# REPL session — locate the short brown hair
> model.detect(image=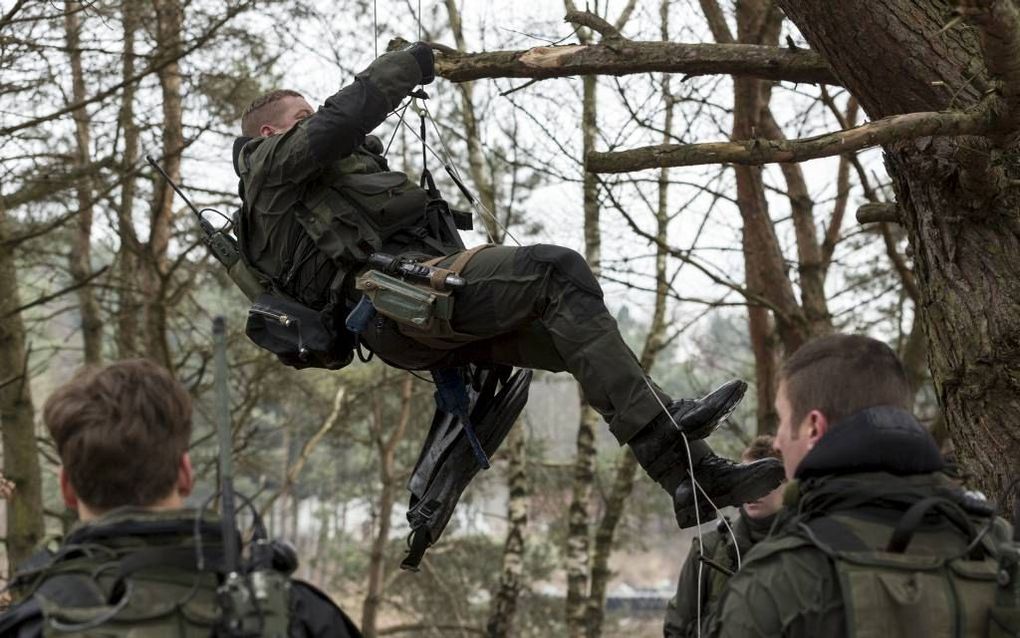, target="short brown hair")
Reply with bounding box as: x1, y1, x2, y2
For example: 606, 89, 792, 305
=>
742, 435, 780, 462
240, 89, 304, 137
779, 334, 911, 428
44, 359, 192, 510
